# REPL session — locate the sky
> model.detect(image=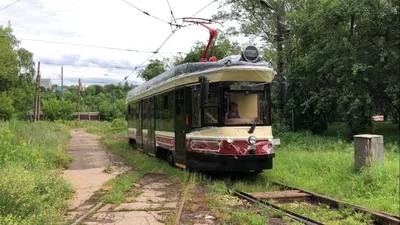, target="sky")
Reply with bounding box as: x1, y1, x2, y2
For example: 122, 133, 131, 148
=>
0, 0, 249, 87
